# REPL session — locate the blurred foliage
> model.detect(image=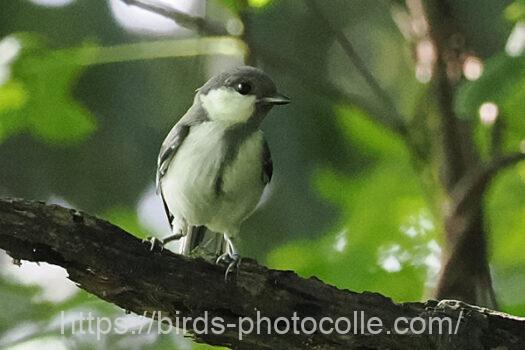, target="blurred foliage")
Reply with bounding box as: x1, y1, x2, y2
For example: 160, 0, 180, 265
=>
0, 277, 56, 335
221, 0, 271, 13
0, 34, 97, 144
456, 53, 525, 155
0, 0, 524, 349
267, 106, 436, 302
456, 55, 525, 121
505, 0, 525, 22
